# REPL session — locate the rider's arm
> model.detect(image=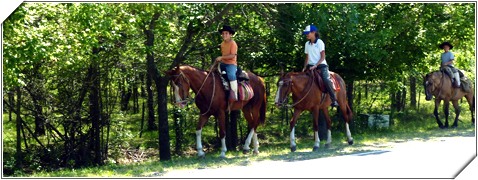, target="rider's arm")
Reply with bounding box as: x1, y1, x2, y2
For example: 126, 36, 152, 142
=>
442, 59, 454, 66
315, 50, 326, 66
303, 55, 309, 72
